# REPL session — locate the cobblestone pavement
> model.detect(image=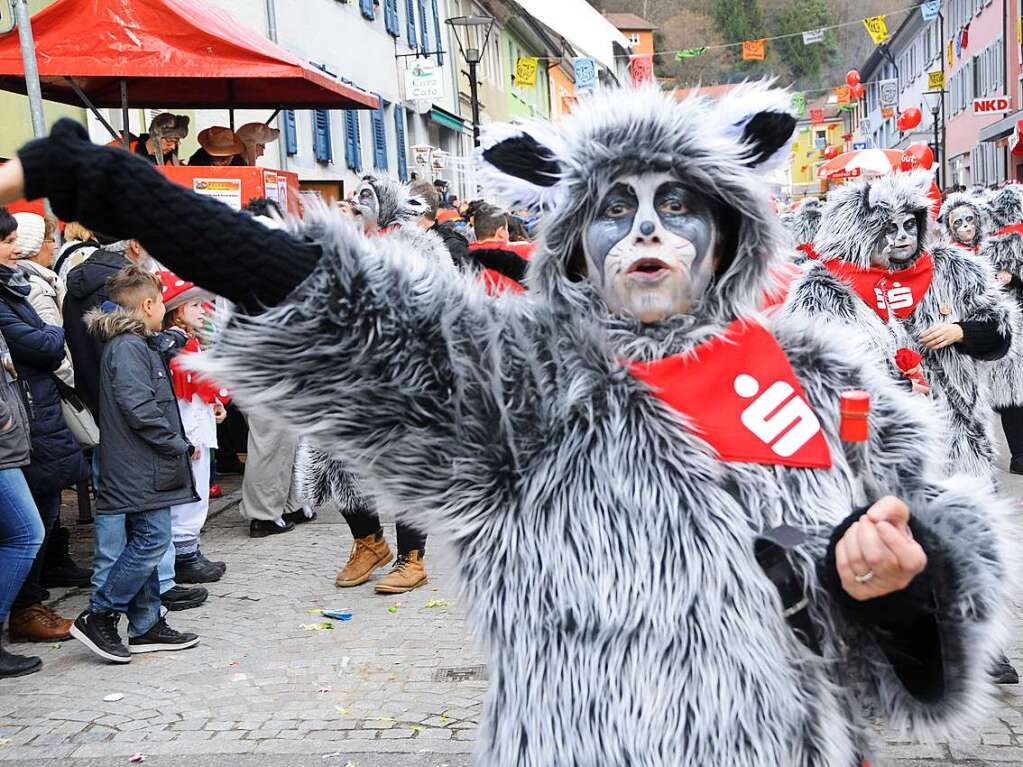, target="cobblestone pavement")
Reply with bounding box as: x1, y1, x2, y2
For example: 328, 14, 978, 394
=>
0, 456, 1022, 766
